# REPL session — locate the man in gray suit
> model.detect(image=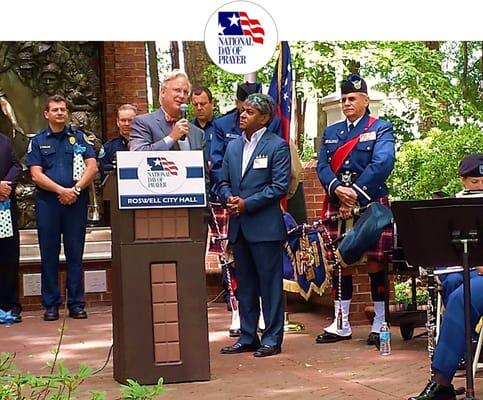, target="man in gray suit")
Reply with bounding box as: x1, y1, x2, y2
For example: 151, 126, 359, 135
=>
130, 70, 205, 152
